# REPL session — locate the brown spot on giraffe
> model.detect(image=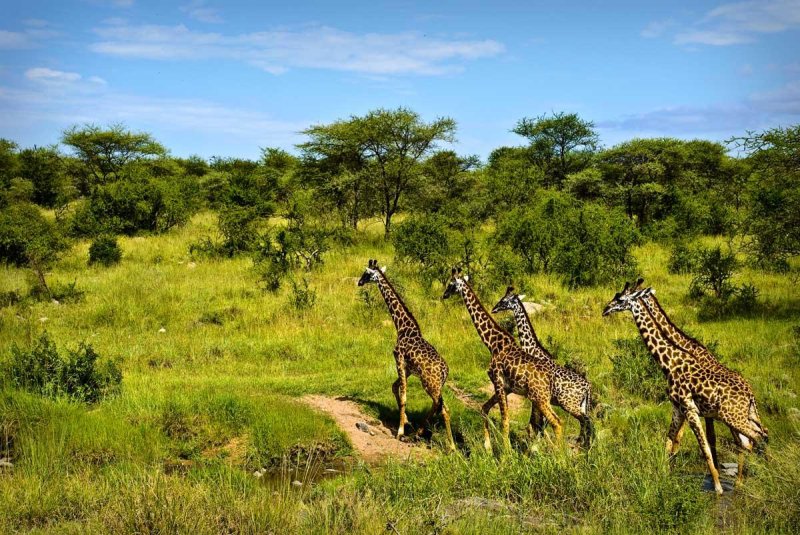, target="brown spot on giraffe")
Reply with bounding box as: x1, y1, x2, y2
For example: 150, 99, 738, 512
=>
603, 279, 767, 495
491, 286, 594, 447
630, 282, 767, 488
443, 268, 564, 451
358, 259, 455, 450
